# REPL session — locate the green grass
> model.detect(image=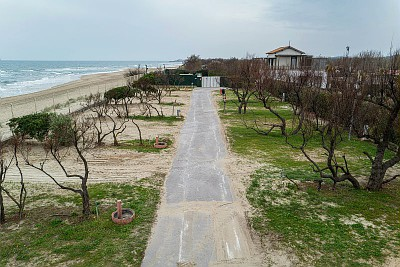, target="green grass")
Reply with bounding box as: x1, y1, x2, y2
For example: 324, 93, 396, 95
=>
248, 169, 400, 266
0, 181, 162, 266
159, 101, 185, 106
129, 115, 184, 125
118, 138, 173, 153
217, 90, 400, 266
